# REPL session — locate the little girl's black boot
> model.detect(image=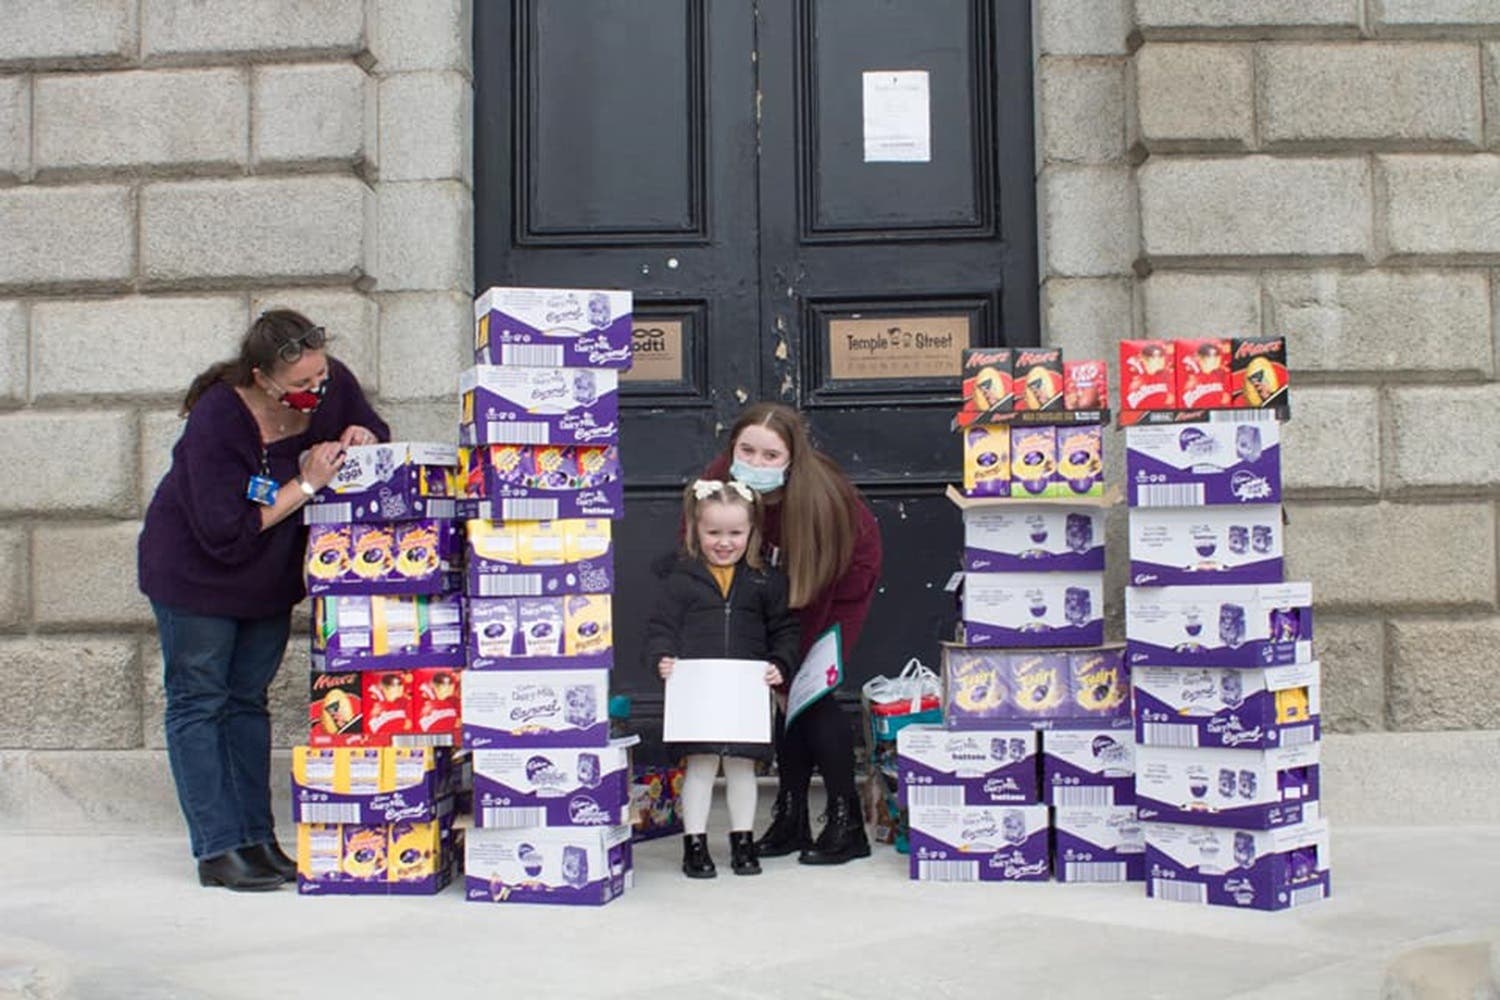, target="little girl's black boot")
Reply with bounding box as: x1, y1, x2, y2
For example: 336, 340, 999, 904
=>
729, 831, 761, 876
682, 834, 717, 878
